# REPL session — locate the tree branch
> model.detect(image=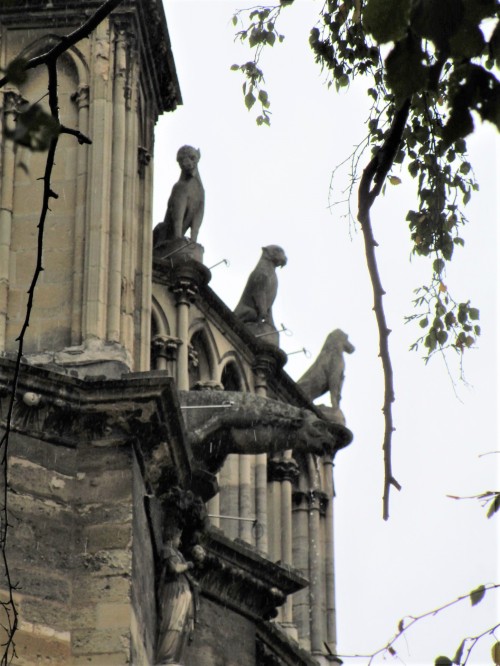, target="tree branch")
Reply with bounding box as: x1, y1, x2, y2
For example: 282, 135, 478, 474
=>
337, 583, 500, 664
357, 100, 411, 520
